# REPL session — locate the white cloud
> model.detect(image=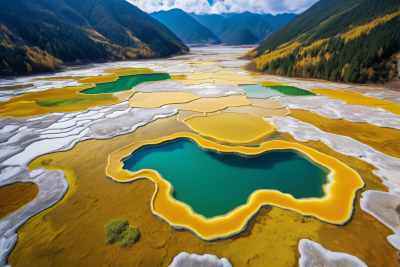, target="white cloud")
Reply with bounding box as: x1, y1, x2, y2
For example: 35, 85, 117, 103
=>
126, 0, 319, 15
